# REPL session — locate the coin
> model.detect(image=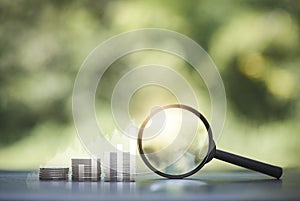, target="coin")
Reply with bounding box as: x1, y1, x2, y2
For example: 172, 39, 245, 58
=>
39, 167, 69, 181
71, 158, 101, 182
